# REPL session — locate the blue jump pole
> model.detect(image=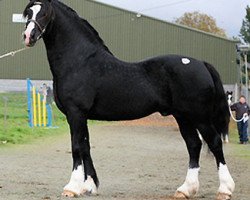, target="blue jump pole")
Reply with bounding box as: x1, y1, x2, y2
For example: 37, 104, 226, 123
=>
27, 78, 33, 127
46, 104, 52, 127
